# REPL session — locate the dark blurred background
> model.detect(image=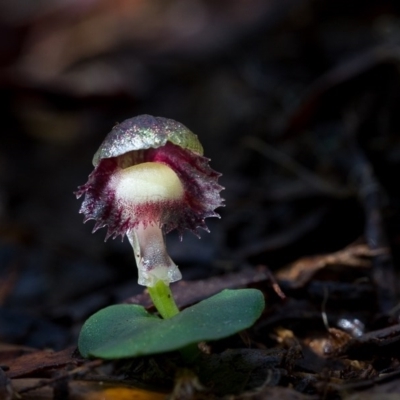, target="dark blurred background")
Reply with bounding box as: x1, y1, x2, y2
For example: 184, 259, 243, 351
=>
1, 0, 400, 349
